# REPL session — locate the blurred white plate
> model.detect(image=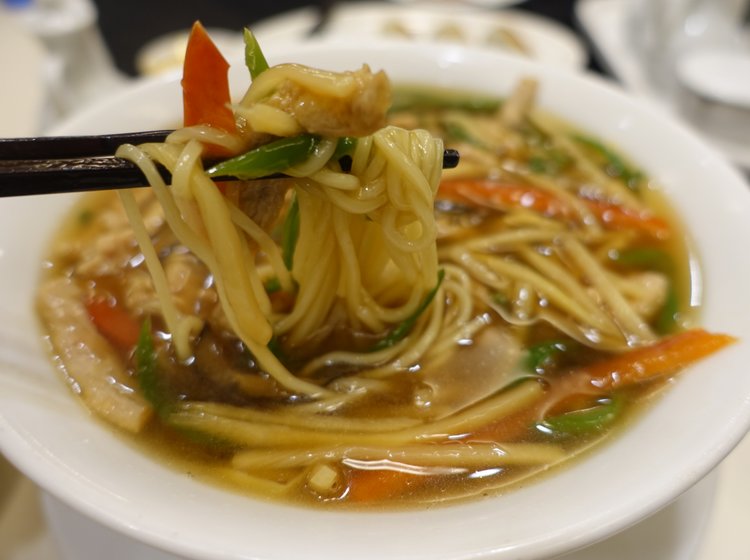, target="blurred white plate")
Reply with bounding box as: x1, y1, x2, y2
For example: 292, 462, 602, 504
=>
136, 28, 245, 76
389, 0, 525, 8
252, 2, 587, 70
0, 8, 47, 135
575, 0, 750, 170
